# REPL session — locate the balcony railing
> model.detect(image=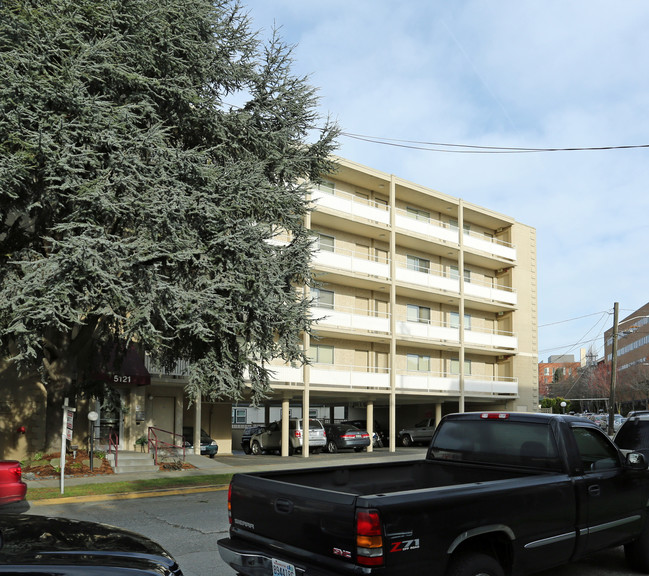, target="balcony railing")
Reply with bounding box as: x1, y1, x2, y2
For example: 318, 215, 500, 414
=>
311, 304, 390, 333
395, 265, 517, 306
311, 188, 390, 225
313, 246, 390, 278
267, 363, 518, 397
395, 209, 458, 244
